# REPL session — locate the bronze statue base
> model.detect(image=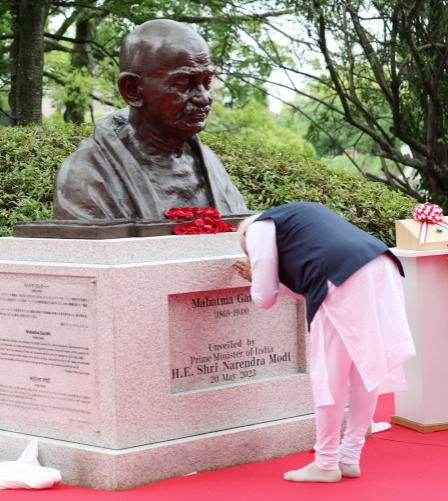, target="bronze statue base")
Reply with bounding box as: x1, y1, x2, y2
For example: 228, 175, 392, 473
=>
13, 216, 249, 239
